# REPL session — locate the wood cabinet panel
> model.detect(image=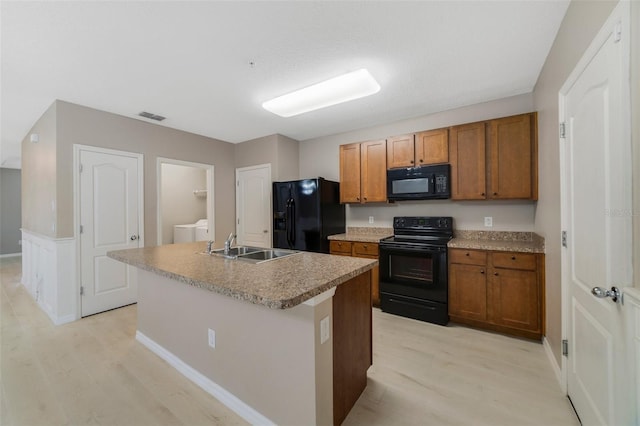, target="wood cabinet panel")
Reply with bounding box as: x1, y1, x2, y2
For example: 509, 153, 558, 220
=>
449, 122, 486, 200
415, 128, 448, 165
449, 263, 488, 321
491, 252, 536, 271
330, 240, 353, 255
330, 241, 380, 307
488, 114, 537, 199
333, 271, 372, 426
360, 140, 387, 203
449, 248, 487, 266
386, 134, 415, 168
491, 268, 539, 332
339, 143, 362, 203
449, 248, 543, 340
353, 242, 379, 257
